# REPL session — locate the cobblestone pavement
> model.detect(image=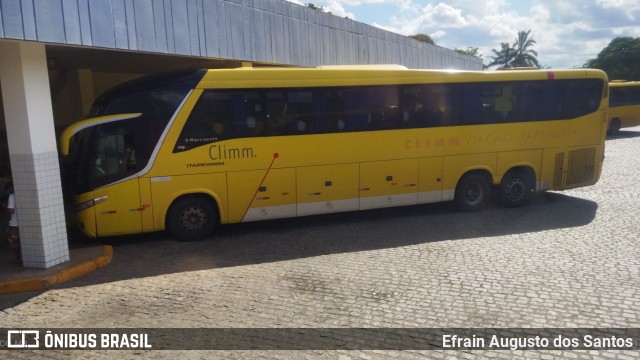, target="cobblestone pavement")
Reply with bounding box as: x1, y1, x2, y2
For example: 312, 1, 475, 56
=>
2, 129, 640, 359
